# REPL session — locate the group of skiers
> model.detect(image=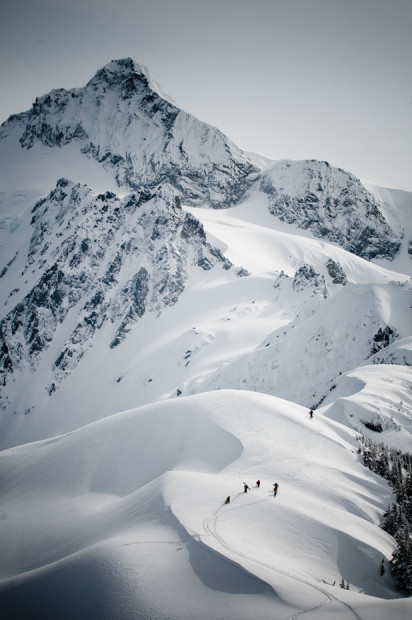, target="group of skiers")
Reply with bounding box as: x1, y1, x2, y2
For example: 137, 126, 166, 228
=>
224, 480, 279, 504
223, 411, 314, 505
